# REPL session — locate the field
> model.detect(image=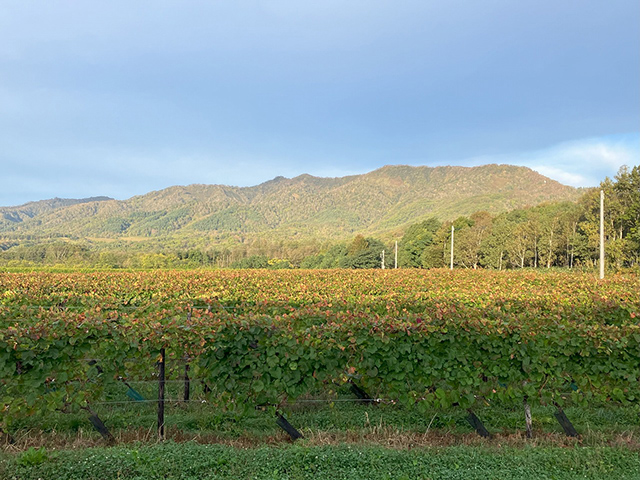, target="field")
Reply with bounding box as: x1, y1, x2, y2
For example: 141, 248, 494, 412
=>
1, 269, 639, 479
